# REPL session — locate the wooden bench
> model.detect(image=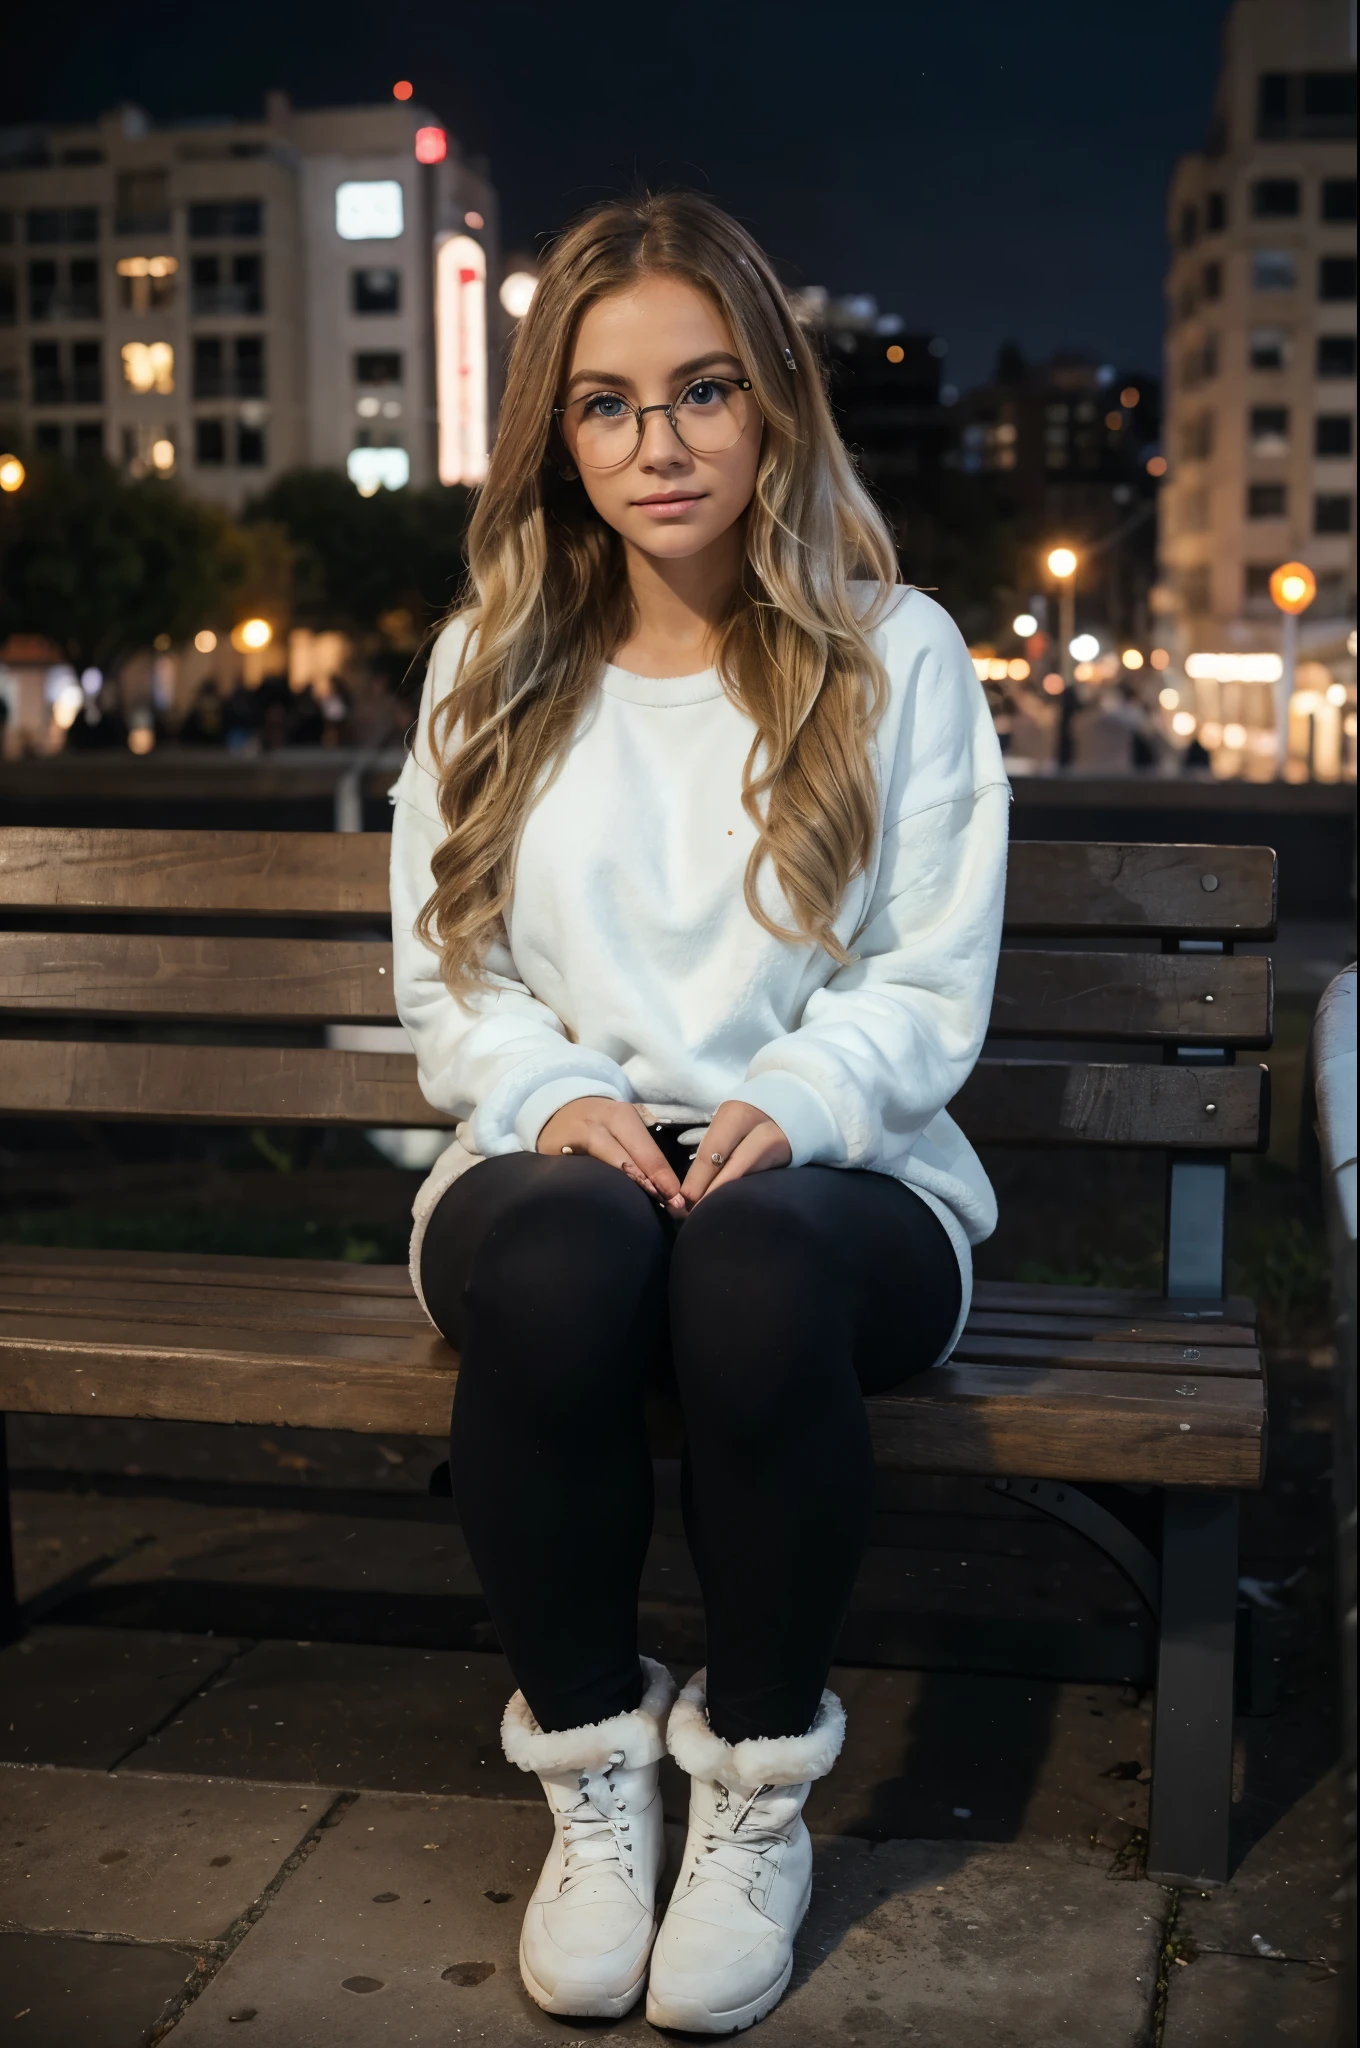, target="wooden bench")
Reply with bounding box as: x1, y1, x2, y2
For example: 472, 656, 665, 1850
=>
0, 825, 1275, 1887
